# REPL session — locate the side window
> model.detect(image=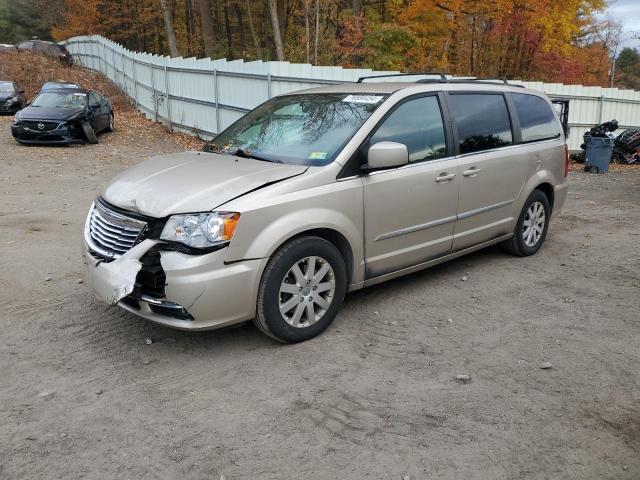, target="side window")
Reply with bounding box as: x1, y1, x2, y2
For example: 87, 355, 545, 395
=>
448, 94, 513, 154
369, 96, 447, 163
513, 93, 562, 142
89, 92, 100, 107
